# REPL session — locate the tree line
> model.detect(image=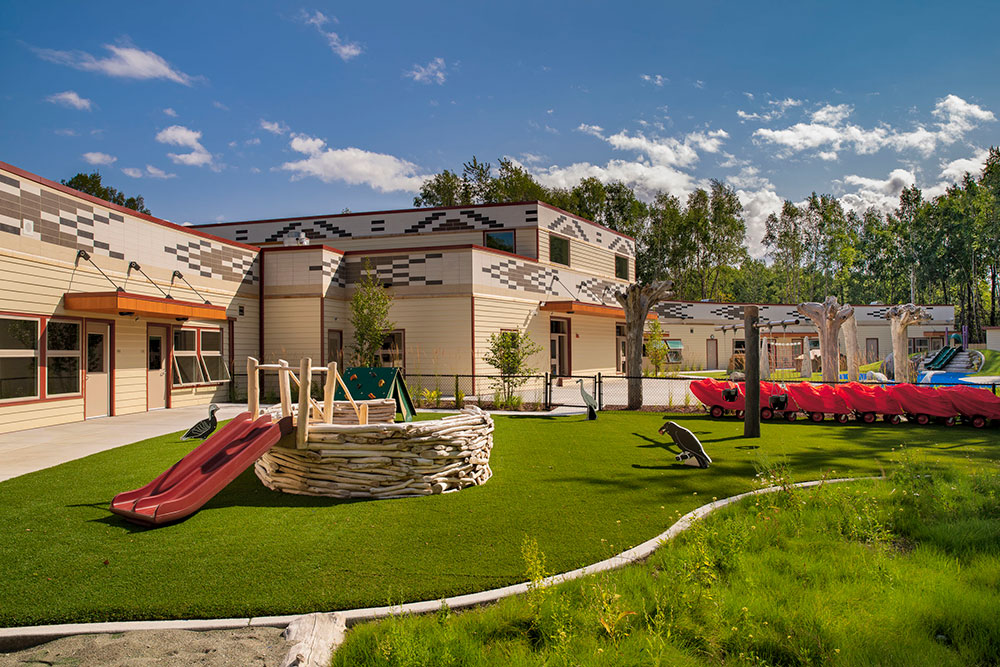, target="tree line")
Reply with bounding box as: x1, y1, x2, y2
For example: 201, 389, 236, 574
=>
414, 148, 1000, 342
